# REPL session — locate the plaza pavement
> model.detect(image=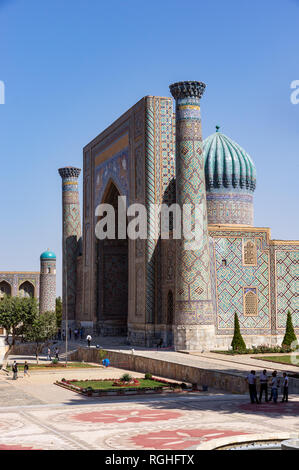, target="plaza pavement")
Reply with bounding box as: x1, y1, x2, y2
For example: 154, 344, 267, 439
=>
0, 355, 298, 450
